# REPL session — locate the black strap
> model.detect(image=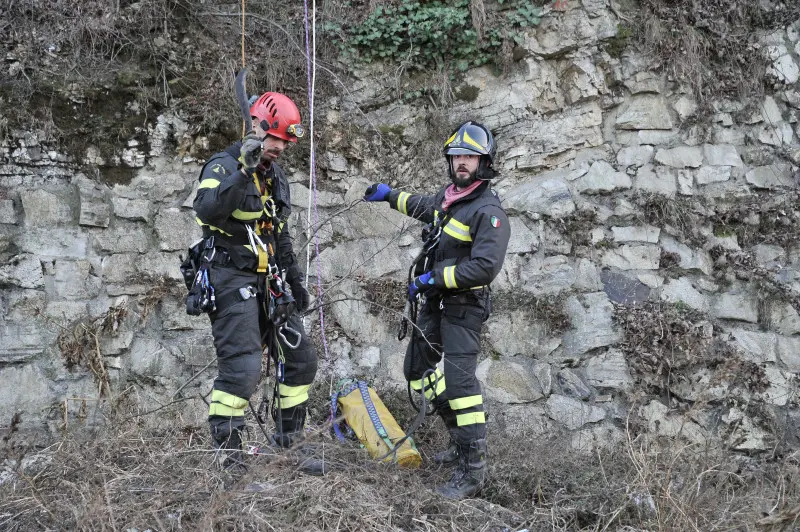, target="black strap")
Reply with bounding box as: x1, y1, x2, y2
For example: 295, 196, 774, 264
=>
435, 246, 471, 262
212, 289, 242, 313
211, 285, 256, 313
